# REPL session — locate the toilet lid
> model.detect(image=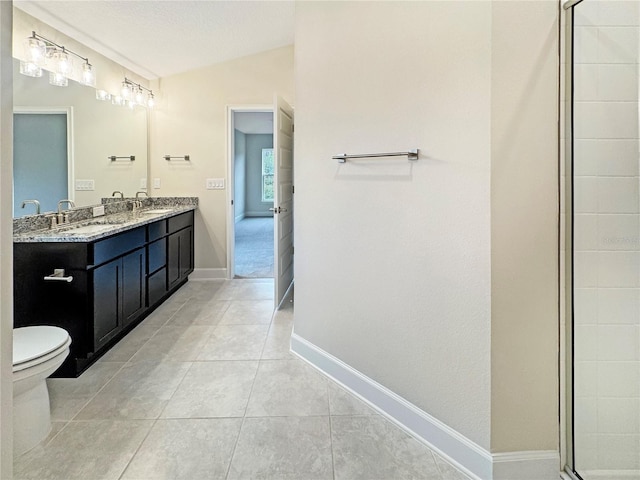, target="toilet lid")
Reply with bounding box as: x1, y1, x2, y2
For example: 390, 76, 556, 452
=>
13, 326, 70, 366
